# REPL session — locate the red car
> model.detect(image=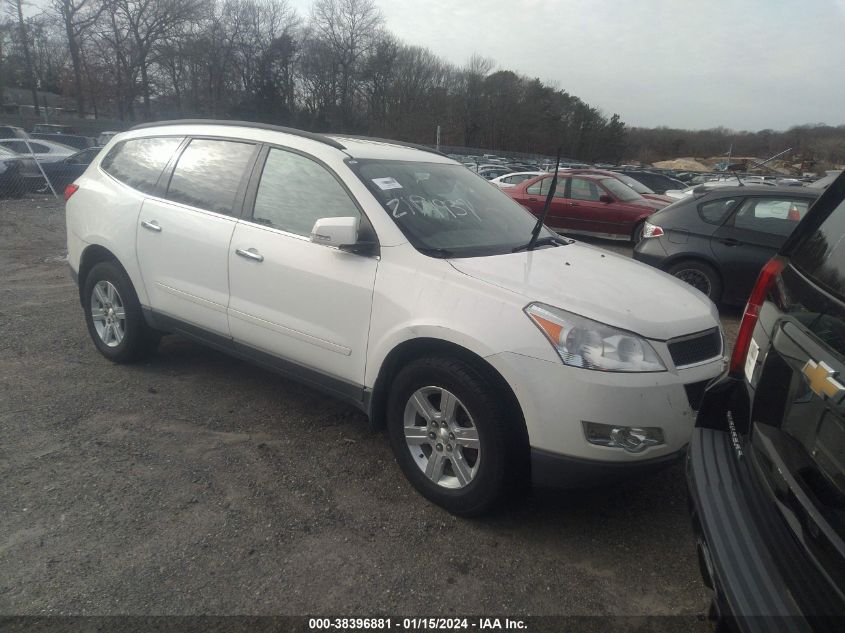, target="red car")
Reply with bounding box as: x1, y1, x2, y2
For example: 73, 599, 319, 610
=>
504, 173, 668, 242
